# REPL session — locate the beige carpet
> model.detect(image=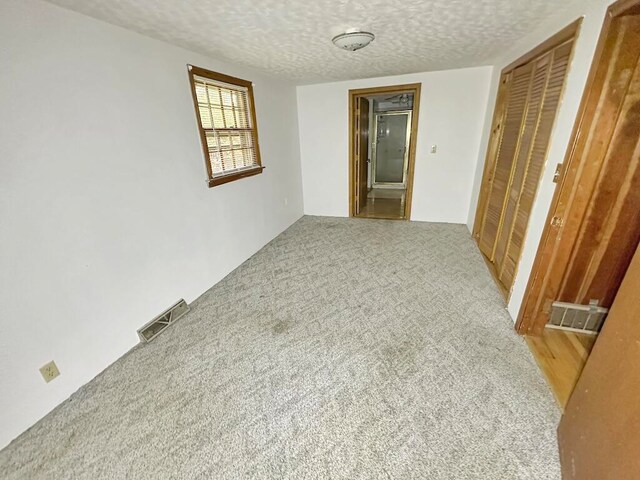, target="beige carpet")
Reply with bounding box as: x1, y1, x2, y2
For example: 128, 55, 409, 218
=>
0, 216, 560, 479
